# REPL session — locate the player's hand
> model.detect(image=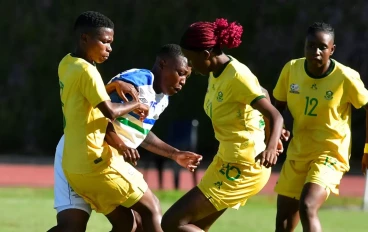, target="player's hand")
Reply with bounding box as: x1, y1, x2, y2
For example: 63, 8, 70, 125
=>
134, 103, 149, 121
117, 144, 140, 166
255, 148, 278, 168
172, 151, 203, 172
276, 139, 284, 155
281, 128, 290, 142
114, 81, 139, 102
362, 153, 368, 175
